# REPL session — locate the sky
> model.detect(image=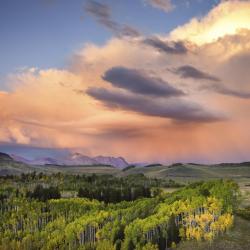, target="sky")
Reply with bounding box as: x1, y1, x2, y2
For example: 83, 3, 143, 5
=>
0, 0, 250, 163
